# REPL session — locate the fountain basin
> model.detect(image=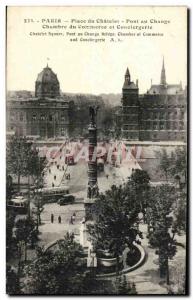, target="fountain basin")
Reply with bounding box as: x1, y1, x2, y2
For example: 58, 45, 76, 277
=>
97, 250, 123, 267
